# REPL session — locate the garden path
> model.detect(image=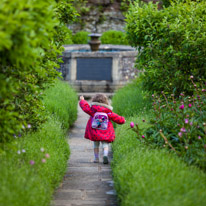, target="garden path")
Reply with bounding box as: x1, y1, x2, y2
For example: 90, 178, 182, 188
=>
52, 96, 118, 206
